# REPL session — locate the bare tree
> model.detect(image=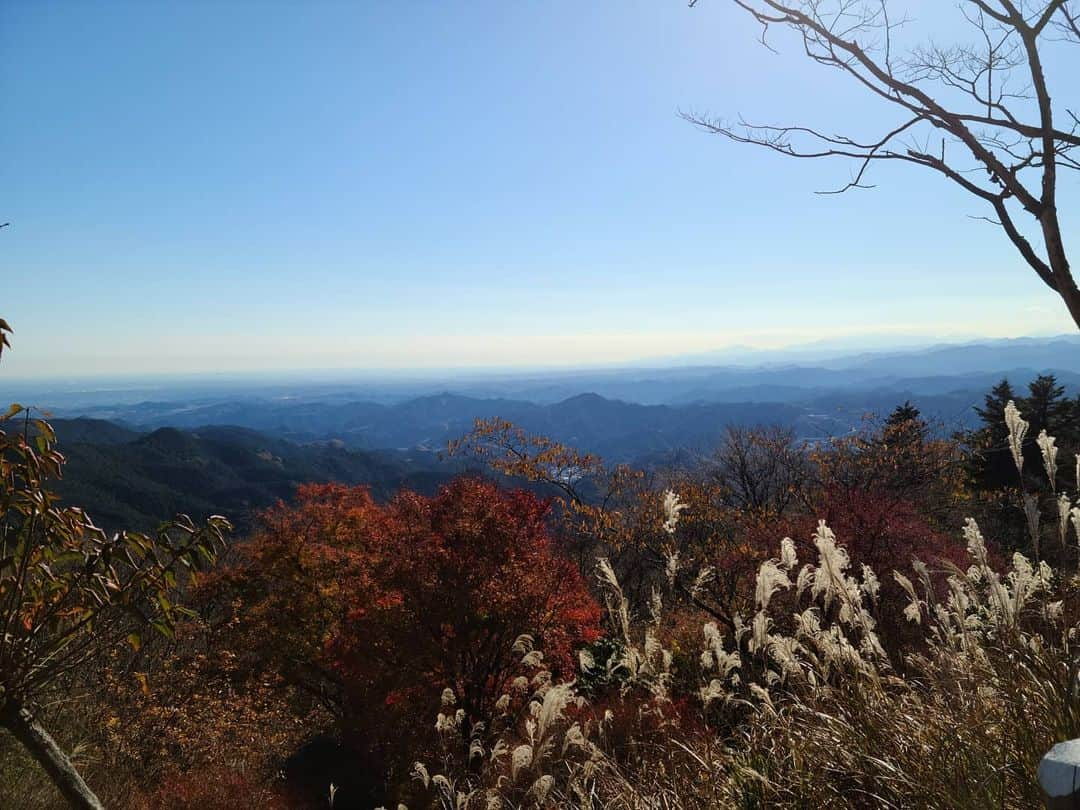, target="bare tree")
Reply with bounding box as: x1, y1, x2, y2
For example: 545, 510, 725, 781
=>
708, 425, 810, 519
687, 0, 1080, 329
